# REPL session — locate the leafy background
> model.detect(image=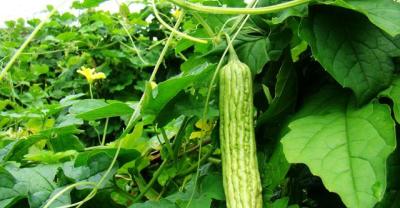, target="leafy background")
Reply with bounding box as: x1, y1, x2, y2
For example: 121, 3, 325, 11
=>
0, 0, 399, 207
